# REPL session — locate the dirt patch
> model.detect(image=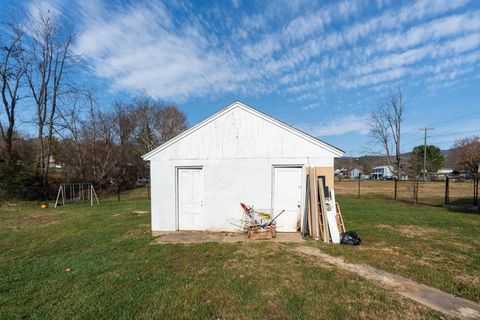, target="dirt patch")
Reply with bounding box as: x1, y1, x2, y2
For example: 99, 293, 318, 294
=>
6, 210, 61, 229
132, 210, 149, 215
99, 269, 126, 279
357, 241, 402, 255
